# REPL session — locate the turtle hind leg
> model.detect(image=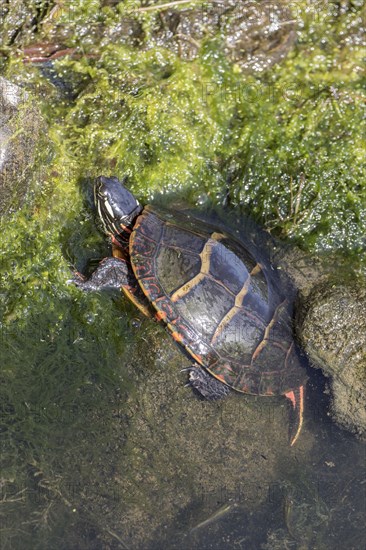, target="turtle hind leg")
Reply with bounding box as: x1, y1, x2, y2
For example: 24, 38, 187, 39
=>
285, 385, 305, 447
185, 365, 231, 400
